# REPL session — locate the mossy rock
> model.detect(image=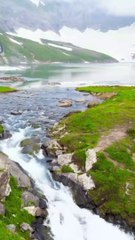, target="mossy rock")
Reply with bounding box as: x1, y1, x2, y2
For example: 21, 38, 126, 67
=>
0, 125, 4, 135
20, 138, 40, 155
